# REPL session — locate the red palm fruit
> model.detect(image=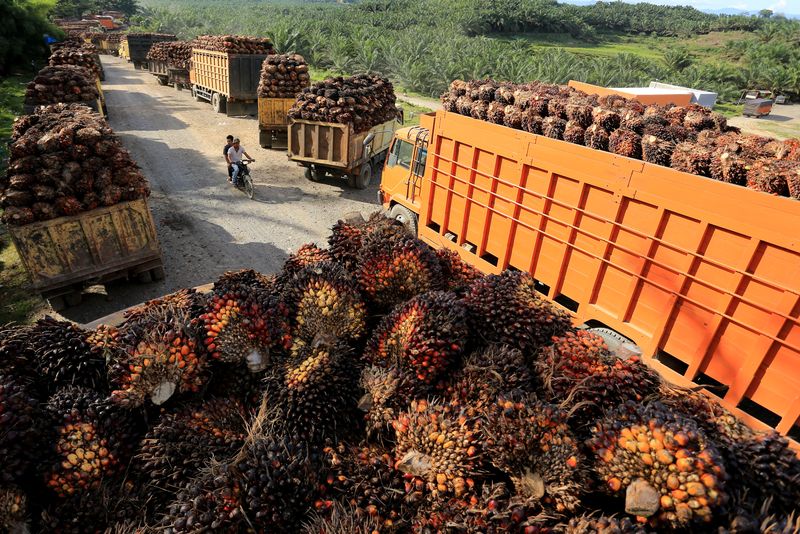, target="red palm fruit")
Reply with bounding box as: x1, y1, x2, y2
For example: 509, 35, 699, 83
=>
328, 211, 394, 272
444, 344, 533, 410
359, 364, 431, 441
280, 243, 332, 281
434, 248, 482, 294
364, 291, 467, 384
463, 270, 572, 353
